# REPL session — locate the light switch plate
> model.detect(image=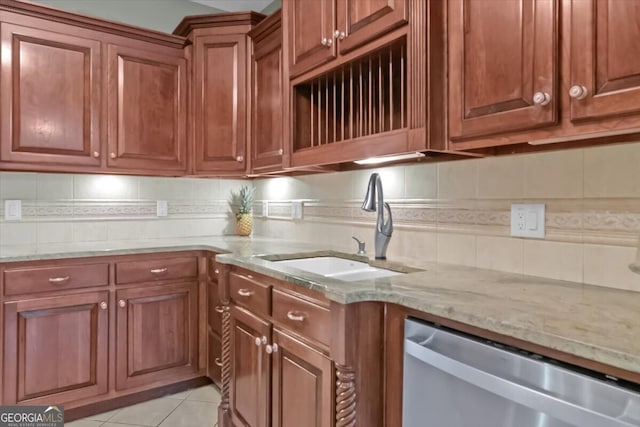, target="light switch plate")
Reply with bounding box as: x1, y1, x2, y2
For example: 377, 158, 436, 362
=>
262, 201, 269, 218
291, 201, 303, 220
510, 203, 545, 238
156, 200, 168, 217
4, 200, 22, 221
